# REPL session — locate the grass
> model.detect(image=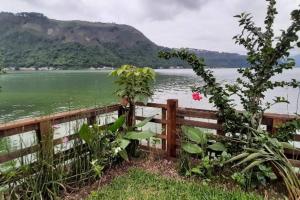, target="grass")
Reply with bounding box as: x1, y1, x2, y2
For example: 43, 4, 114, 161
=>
87, 168, 263, 200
